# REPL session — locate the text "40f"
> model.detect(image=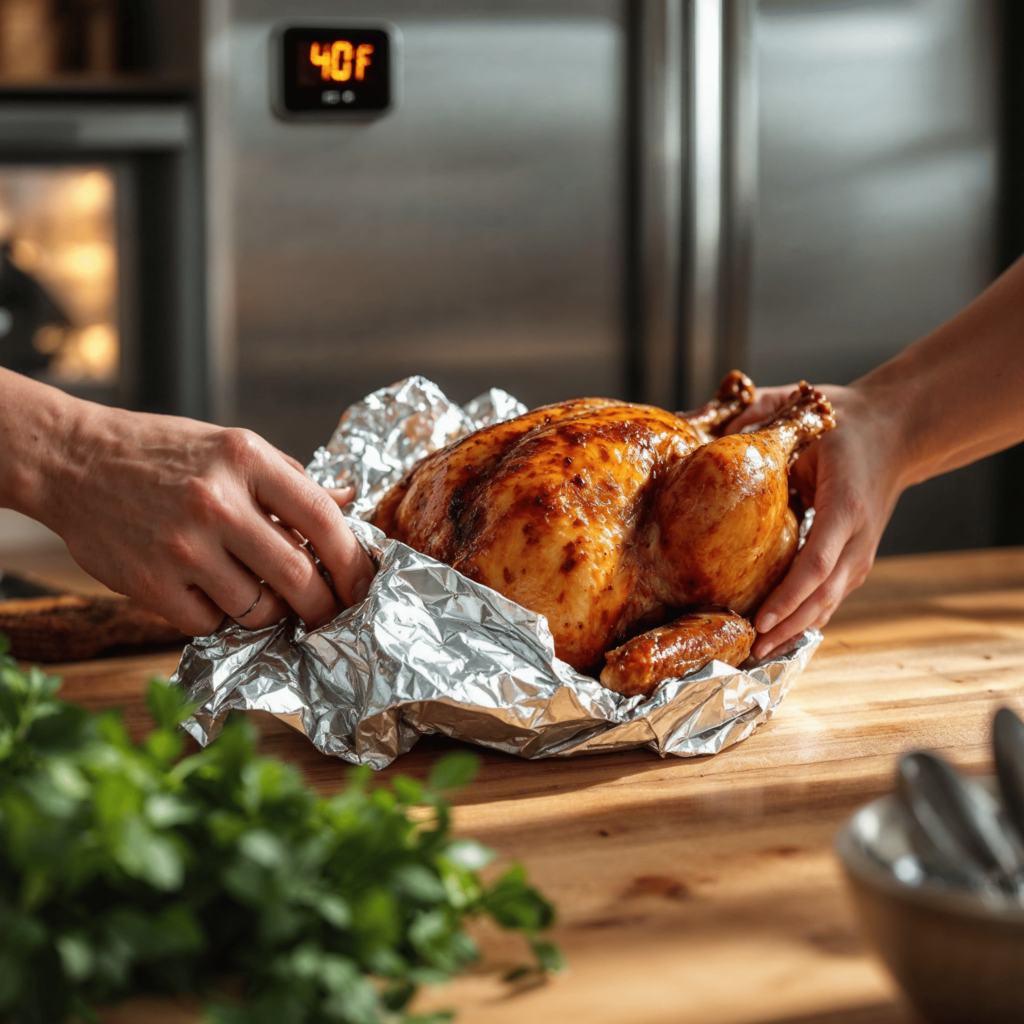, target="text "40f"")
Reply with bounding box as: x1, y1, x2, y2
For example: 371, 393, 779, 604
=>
310, 42, 374, 82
